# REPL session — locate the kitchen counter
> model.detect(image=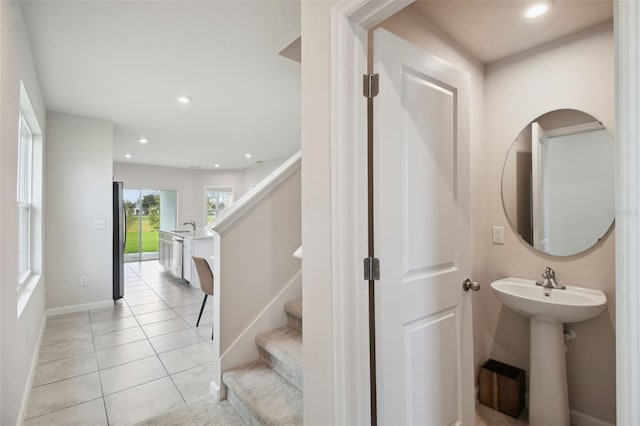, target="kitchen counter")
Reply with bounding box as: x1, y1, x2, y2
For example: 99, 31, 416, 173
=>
160, 229, 216, 240
159, 229, 215, 285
